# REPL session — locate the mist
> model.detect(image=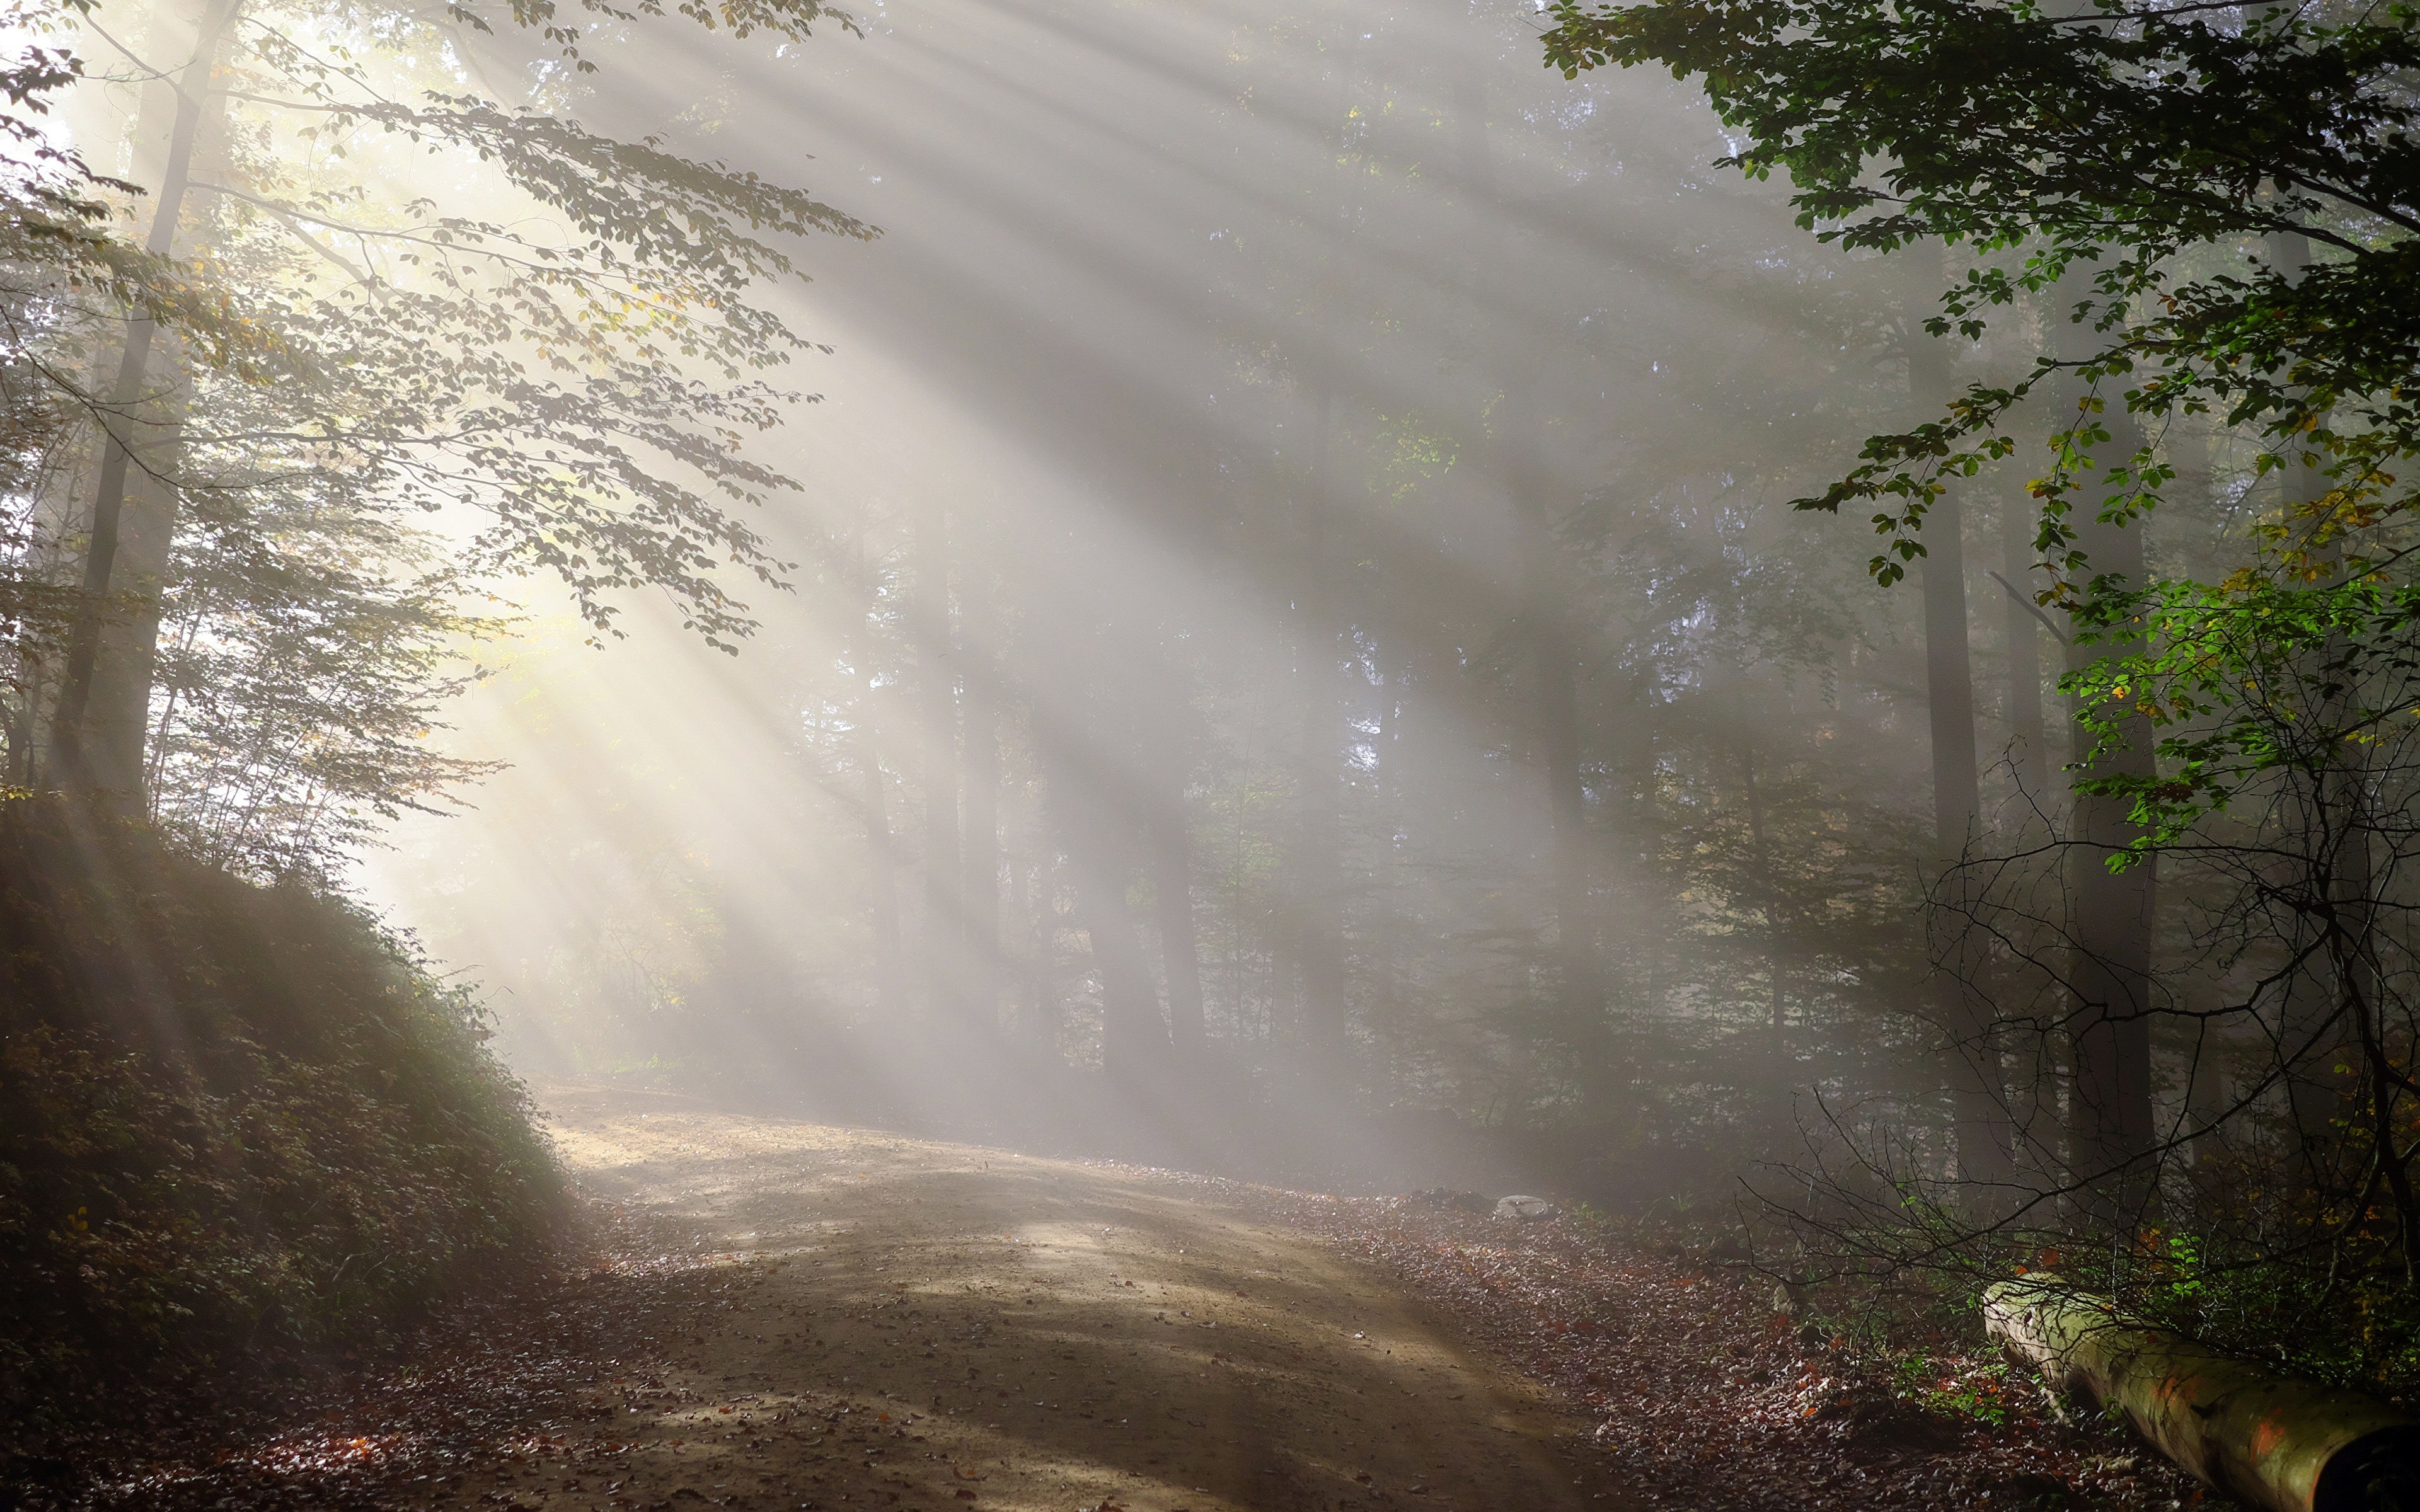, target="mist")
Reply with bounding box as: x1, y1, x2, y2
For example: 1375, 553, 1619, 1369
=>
13, 0, 2414, 1502
346, 0, 1963, 1201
